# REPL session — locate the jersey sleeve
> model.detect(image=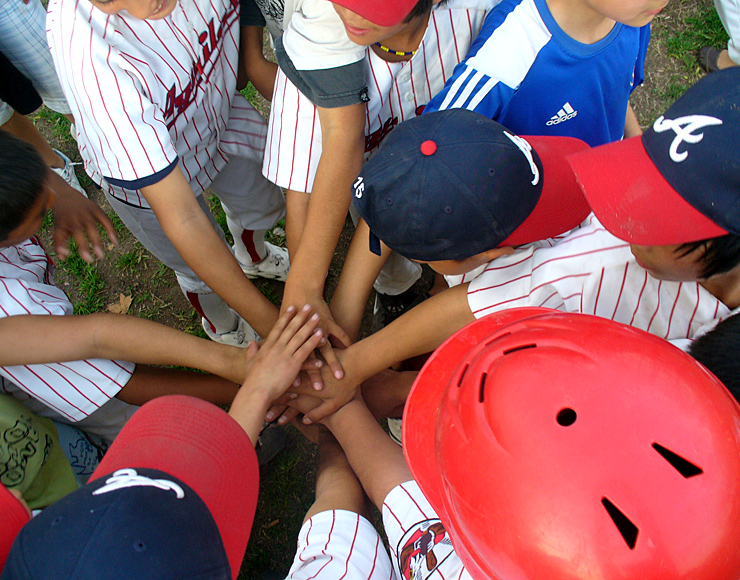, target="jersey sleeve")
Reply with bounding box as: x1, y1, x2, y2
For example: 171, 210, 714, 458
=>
240, 0, 266, 27
277, 0, 368, 108
0, 243, 134, 424
424, 1, 547, 118
47, 0, 178, 187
